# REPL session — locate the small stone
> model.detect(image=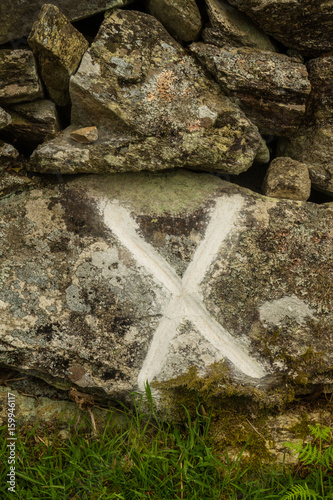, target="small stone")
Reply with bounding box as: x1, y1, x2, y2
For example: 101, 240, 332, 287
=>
0, 140, 19, 174
5, 100, 60, 148
0, 107, 11, 129
0, 49, 43, 106
70, 126, 98, 144
28, 4, 89, 106
263, 157, 311, 201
